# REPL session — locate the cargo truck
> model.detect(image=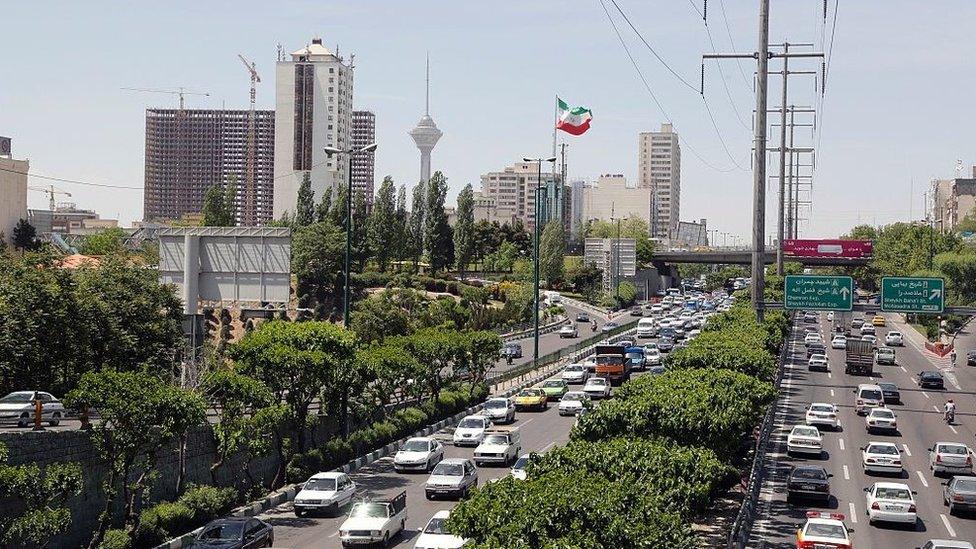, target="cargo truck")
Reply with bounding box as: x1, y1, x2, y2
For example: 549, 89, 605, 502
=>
845, 339, 874, 376
594, 345, 630, 385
